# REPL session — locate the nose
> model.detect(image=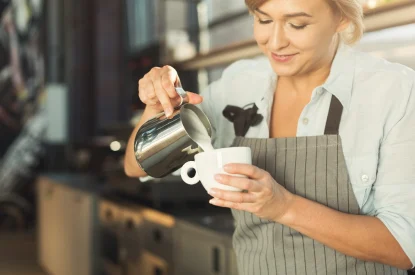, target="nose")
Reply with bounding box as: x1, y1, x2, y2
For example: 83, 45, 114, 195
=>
268, 24, 289, 52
